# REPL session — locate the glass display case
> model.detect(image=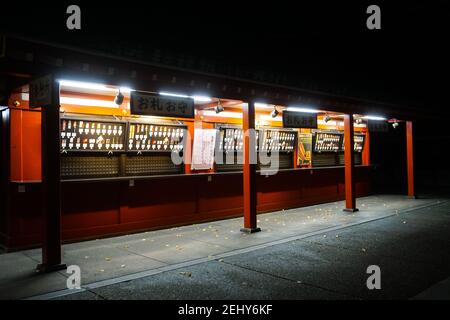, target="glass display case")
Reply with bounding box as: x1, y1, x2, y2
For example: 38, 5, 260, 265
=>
342, 133, 365, 152
216, 126, 297, 171
60, 114, 186, 179
313, 132, 342, 153
60, 118, 126, 152
260, 129, 296, 152
311, 130, 365, 167
127, 123, 185, 152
